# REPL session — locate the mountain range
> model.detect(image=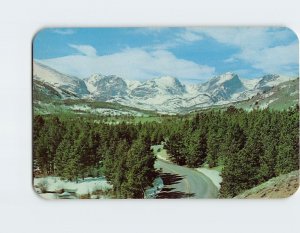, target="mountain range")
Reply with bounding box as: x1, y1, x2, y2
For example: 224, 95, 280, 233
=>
33, 61, 298, 114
